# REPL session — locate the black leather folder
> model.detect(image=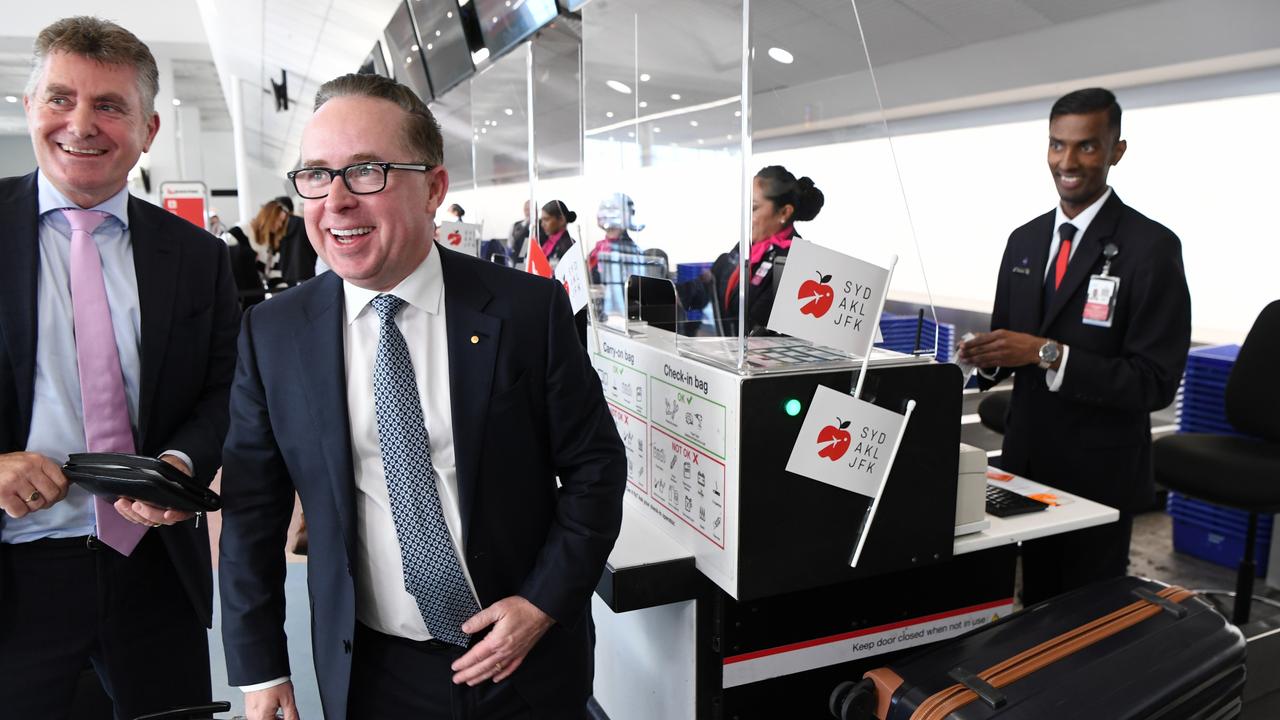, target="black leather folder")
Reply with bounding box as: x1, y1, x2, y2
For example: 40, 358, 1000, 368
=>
63, 453, 222, 513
